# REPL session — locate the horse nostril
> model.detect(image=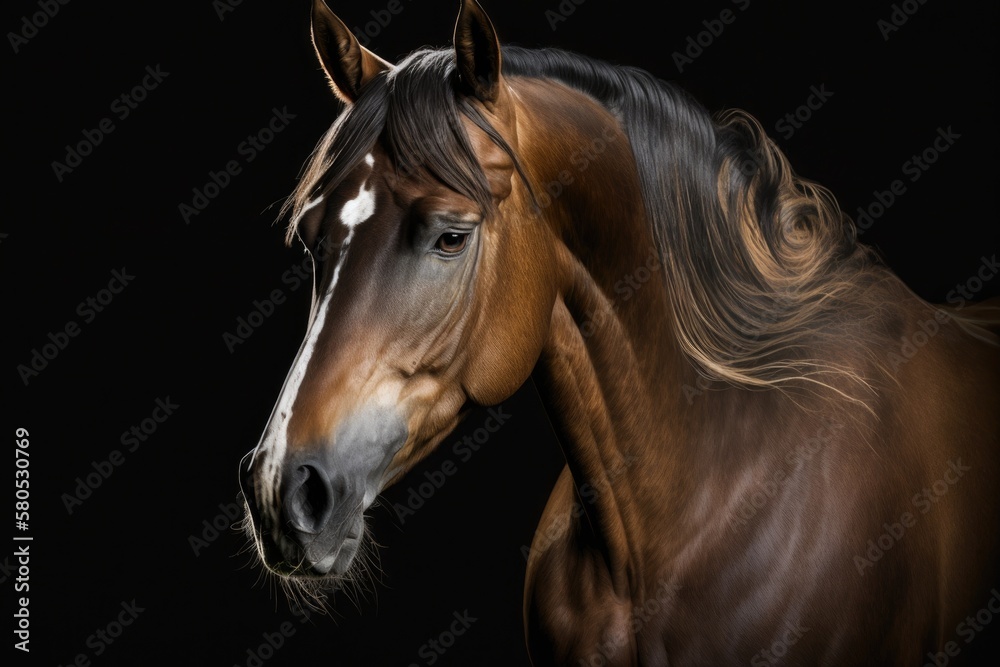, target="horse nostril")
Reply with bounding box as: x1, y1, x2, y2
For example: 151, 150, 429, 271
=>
285, 464, 334, 534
